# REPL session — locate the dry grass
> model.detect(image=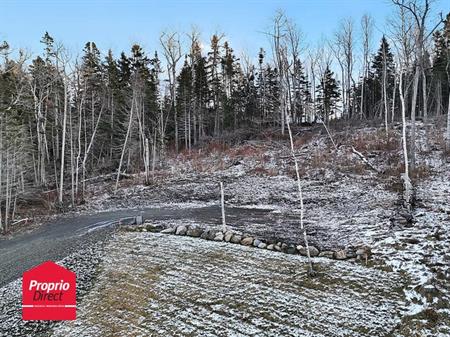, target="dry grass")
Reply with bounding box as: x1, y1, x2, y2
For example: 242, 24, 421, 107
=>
351, 129, 399, 152
309, 151, 333, 170
294, 132, 314, 148
249, 166, 278, 177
